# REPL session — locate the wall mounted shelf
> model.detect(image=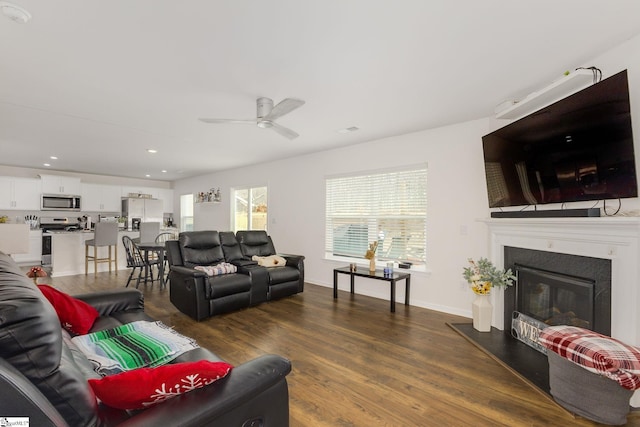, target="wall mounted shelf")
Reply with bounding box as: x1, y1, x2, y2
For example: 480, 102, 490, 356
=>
495, 69, 595, 120
195, 188, 221, 203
